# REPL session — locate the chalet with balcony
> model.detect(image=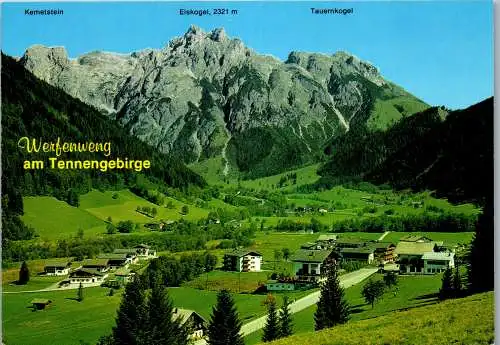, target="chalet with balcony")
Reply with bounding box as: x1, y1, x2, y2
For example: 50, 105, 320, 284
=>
44, 261, 72, 276
172, 308, 208, 340
291, 249, 335, 282
223, 249, 262, 272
